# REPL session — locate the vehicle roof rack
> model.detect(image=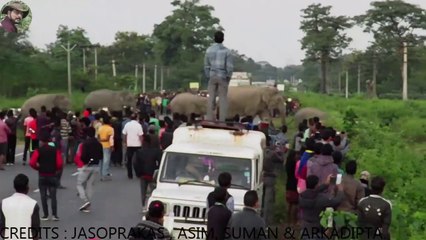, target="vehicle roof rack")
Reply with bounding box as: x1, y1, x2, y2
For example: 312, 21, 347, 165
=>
194, 119, 246, 131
